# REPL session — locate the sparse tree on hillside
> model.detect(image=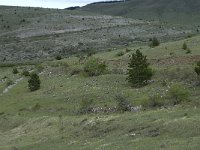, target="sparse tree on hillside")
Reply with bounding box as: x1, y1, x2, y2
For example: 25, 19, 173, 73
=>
150, 37, 160, 47
182, 42, 188, 50
55, 55, 62, 60
195, 61, 200, 75
28, 73, 41, 91
12, 67, 19, 74
127, 50, 153, 87
195, 61, 200, 84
